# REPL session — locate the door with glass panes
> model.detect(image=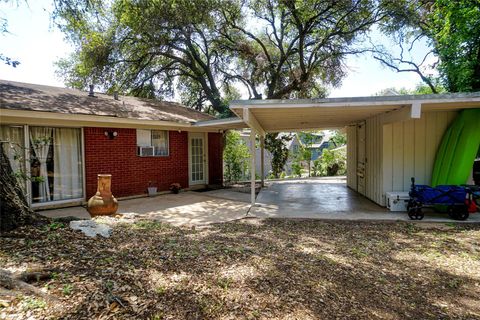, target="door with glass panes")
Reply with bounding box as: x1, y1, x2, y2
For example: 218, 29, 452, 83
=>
189, 133, 207, 185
